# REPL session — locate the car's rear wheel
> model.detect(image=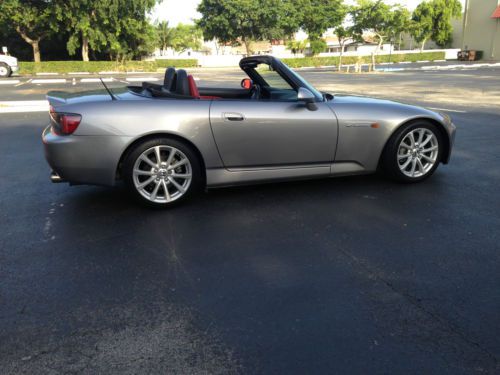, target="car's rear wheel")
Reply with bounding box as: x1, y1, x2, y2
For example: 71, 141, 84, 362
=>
0, 63, 12, 78
381, 121, 443, 182
123, 137, 203, 207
